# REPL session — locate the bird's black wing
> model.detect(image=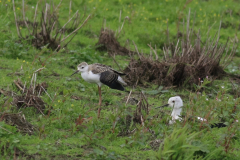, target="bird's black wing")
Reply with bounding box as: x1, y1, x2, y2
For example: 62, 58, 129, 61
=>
100, 71, 124, 91
210, 123, 227, 128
